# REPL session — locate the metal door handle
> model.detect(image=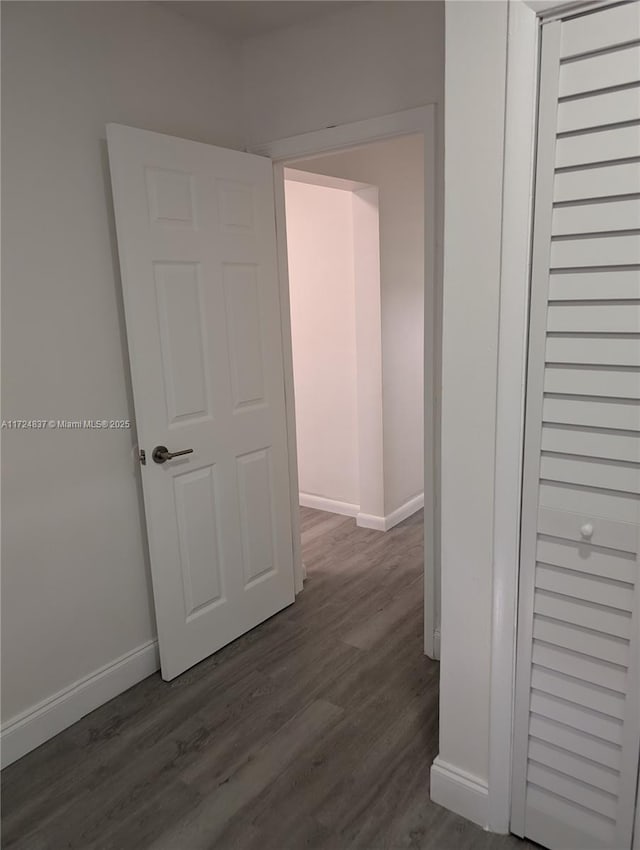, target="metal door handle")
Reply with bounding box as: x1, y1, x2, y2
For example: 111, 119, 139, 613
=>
152, 445, 194, 464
